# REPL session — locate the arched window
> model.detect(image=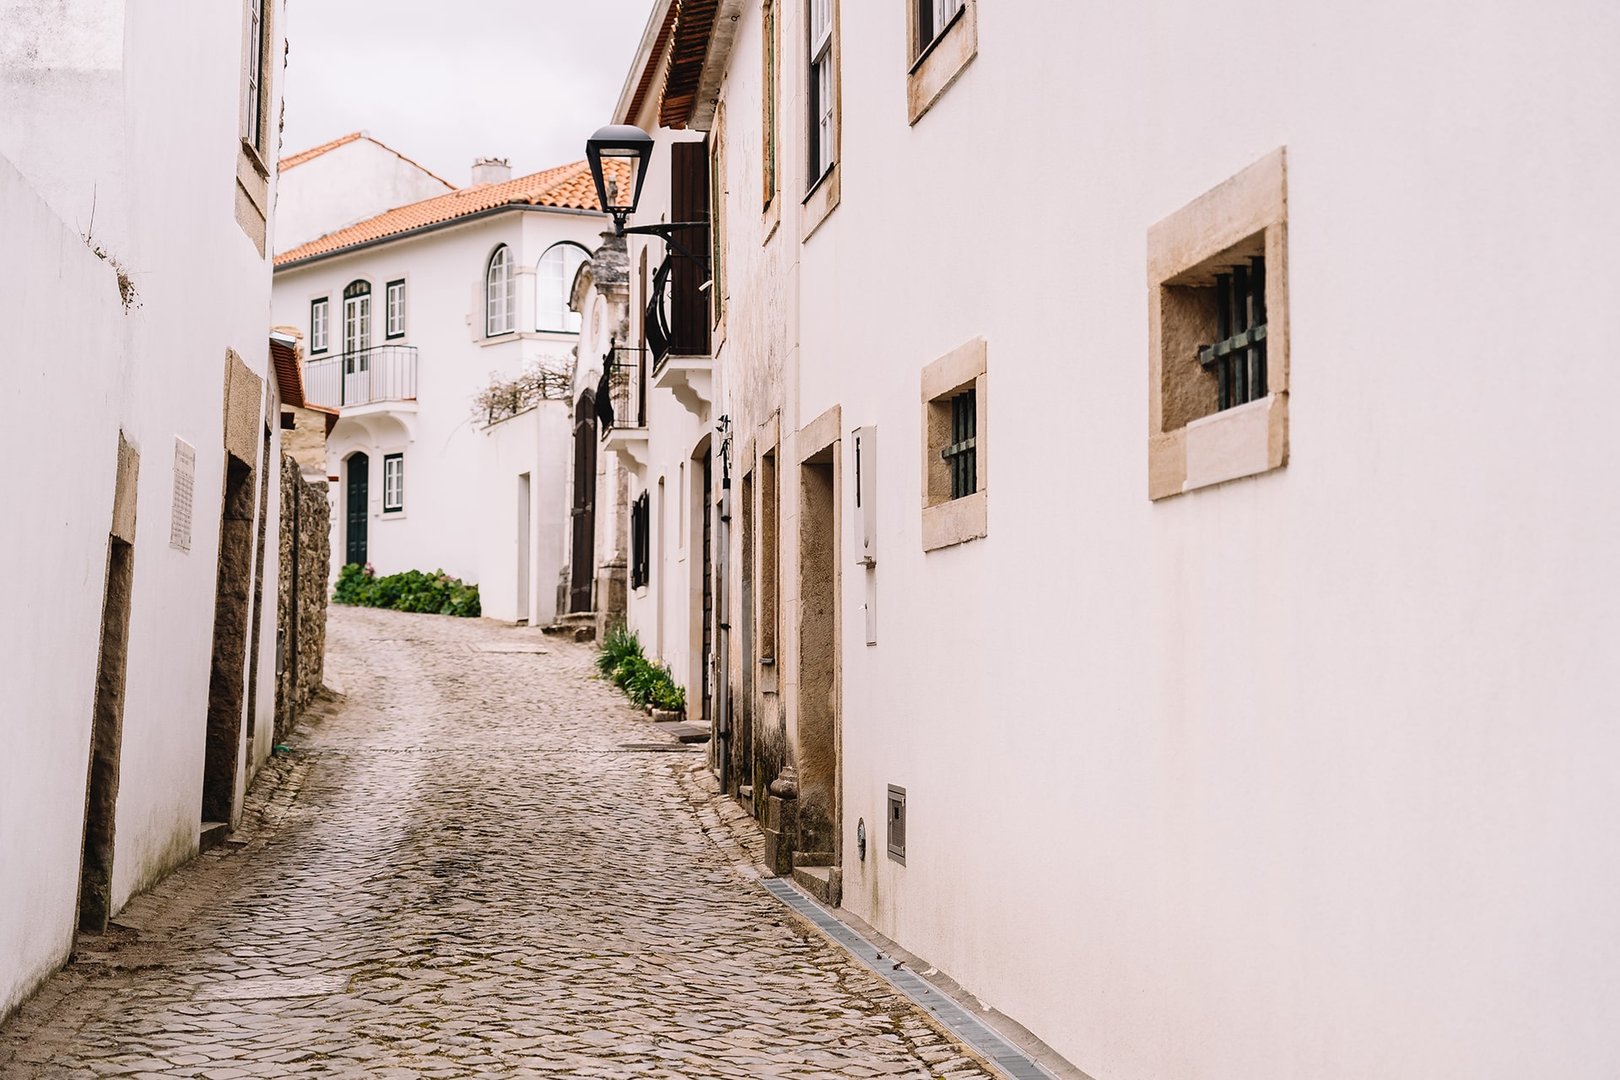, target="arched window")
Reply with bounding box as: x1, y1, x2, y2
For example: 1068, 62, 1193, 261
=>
342, 280, 371, 355
485, 245, 514, 336
536, 242, 590, 334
